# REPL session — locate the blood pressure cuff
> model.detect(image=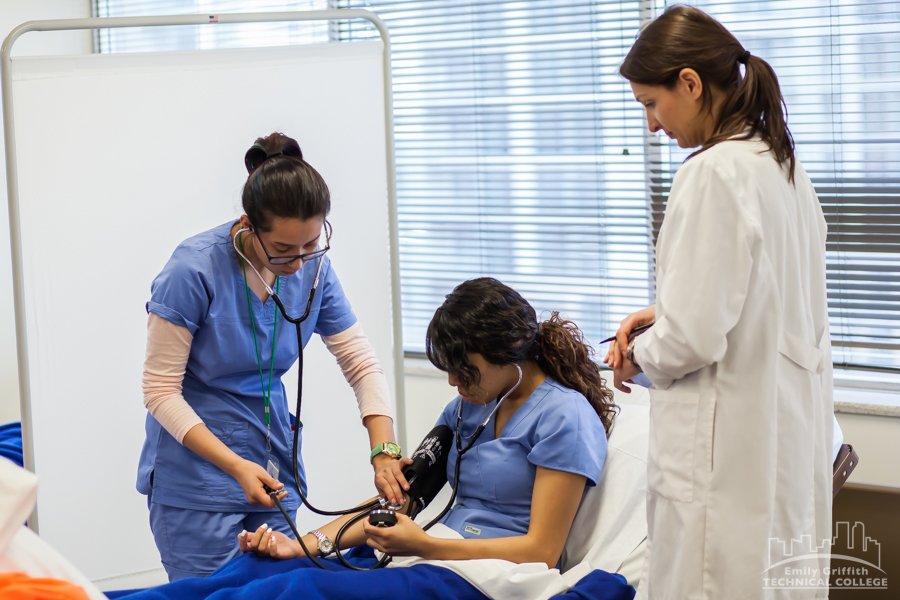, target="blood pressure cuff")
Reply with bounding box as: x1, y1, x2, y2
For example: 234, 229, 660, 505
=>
402, 425, 452, 514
